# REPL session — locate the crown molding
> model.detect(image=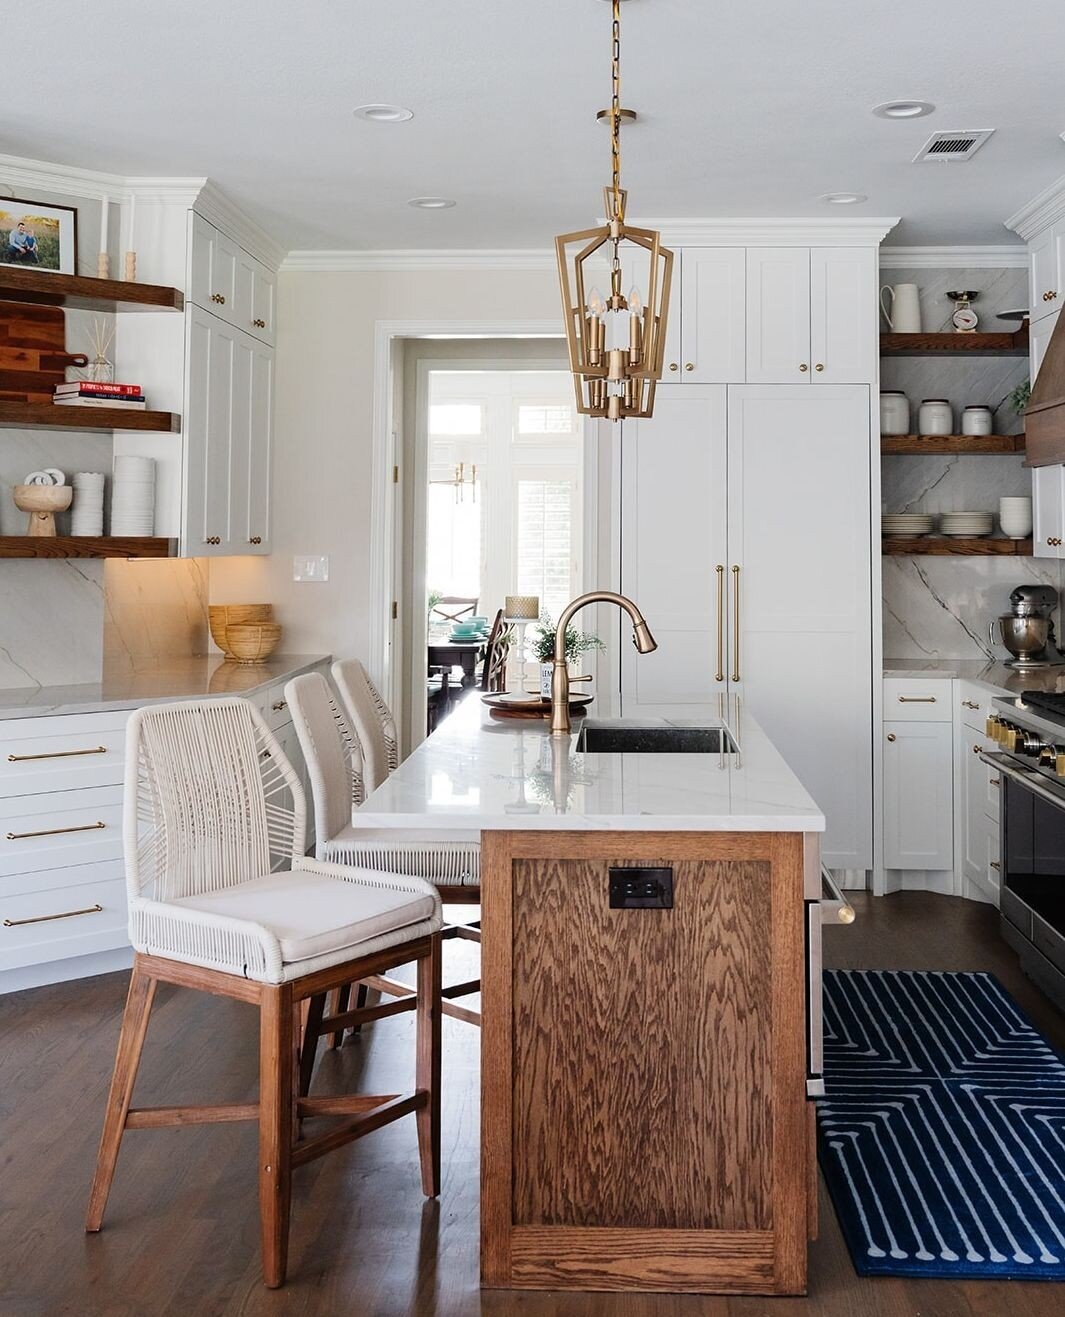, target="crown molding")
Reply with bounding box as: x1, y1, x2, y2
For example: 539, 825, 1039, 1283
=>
879, 244, 1028, 269
281, 248, 556, 273
626, 216, 901, 246
193, 179, 286, 270
1005, 174, 1065, 241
